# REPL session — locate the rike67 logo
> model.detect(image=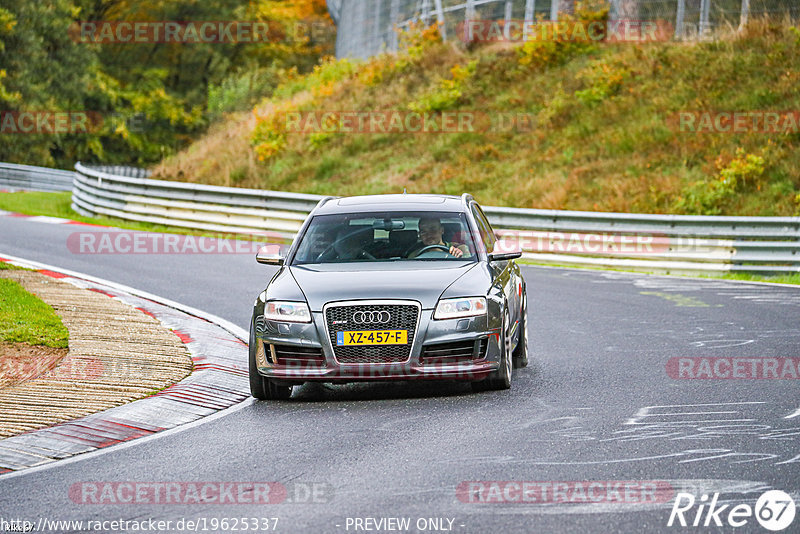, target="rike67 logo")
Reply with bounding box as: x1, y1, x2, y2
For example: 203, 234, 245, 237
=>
668, 490, 796, 531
